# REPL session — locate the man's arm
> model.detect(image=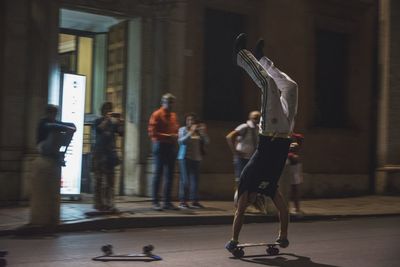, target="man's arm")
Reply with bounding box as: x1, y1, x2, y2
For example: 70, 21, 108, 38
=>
226, 130, 240, 156
178, 127, 192, 144
148, 112, 159, 139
